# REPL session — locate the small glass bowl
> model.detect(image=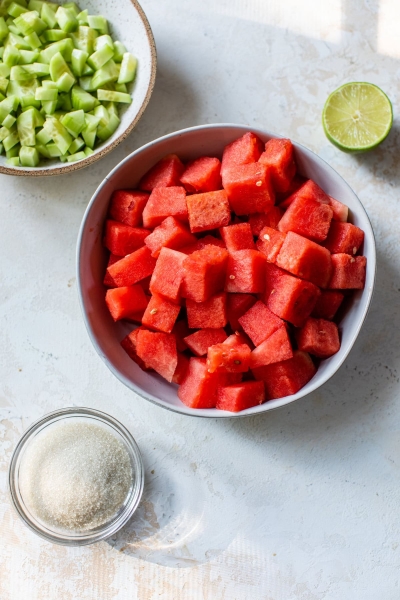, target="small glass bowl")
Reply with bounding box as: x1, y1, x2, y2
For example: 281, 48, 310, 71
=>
8, 407, 144, 546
